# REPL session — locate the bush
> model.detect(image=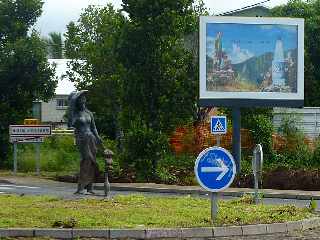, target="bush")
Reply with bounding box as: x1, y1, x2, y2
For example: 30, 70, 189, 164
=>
13, 135, 119, 175
16, 135, 79, 173
238, 112, 275, 174
156, 153, 196, 185
121, 123, 169, 181
273, 114, 313, 169
240, 112, 317, 172
277, 114, 301, 138
247, 114, 274, 156
310, 139, 320, 168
